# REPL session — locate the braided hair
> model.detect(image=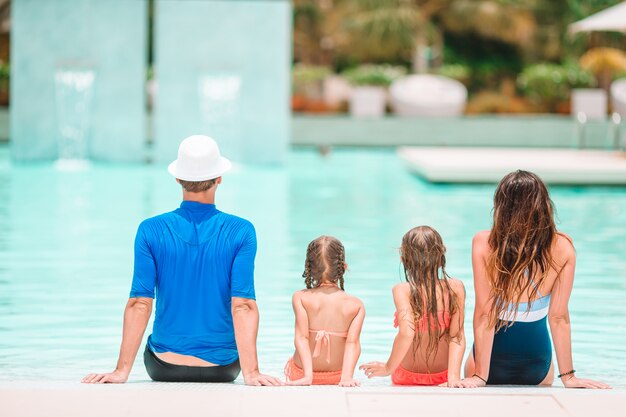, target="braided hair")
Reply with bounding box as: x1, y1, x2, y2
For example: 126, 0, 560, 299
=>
302, 236, 346, 290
